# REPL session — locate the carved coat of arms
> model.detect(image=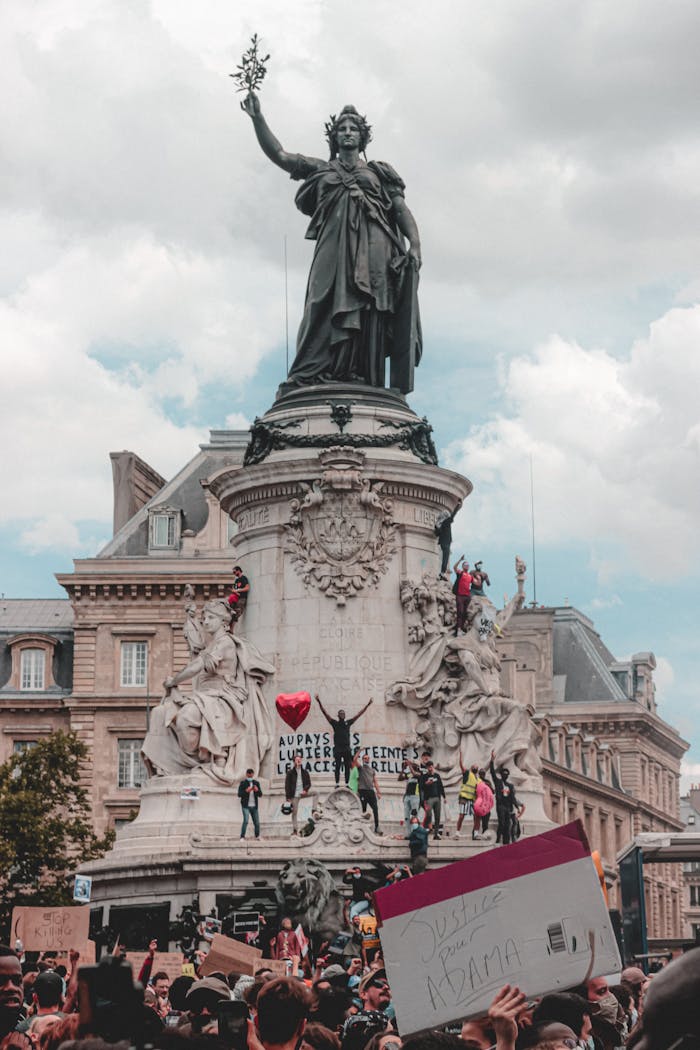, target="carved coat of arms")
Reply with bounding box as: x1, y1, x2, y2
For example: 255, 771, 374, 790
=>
286, 448, 397, 605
